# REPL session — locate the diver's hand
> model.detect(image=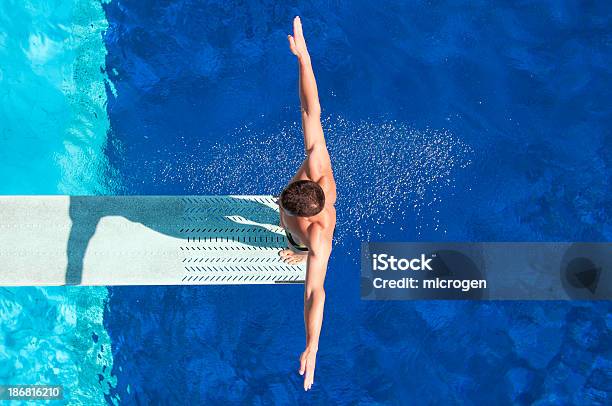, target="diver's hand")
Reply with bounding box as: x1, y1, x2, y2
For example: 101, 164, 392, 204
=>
287, 16, 310, 63
299, 346, 317, 391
